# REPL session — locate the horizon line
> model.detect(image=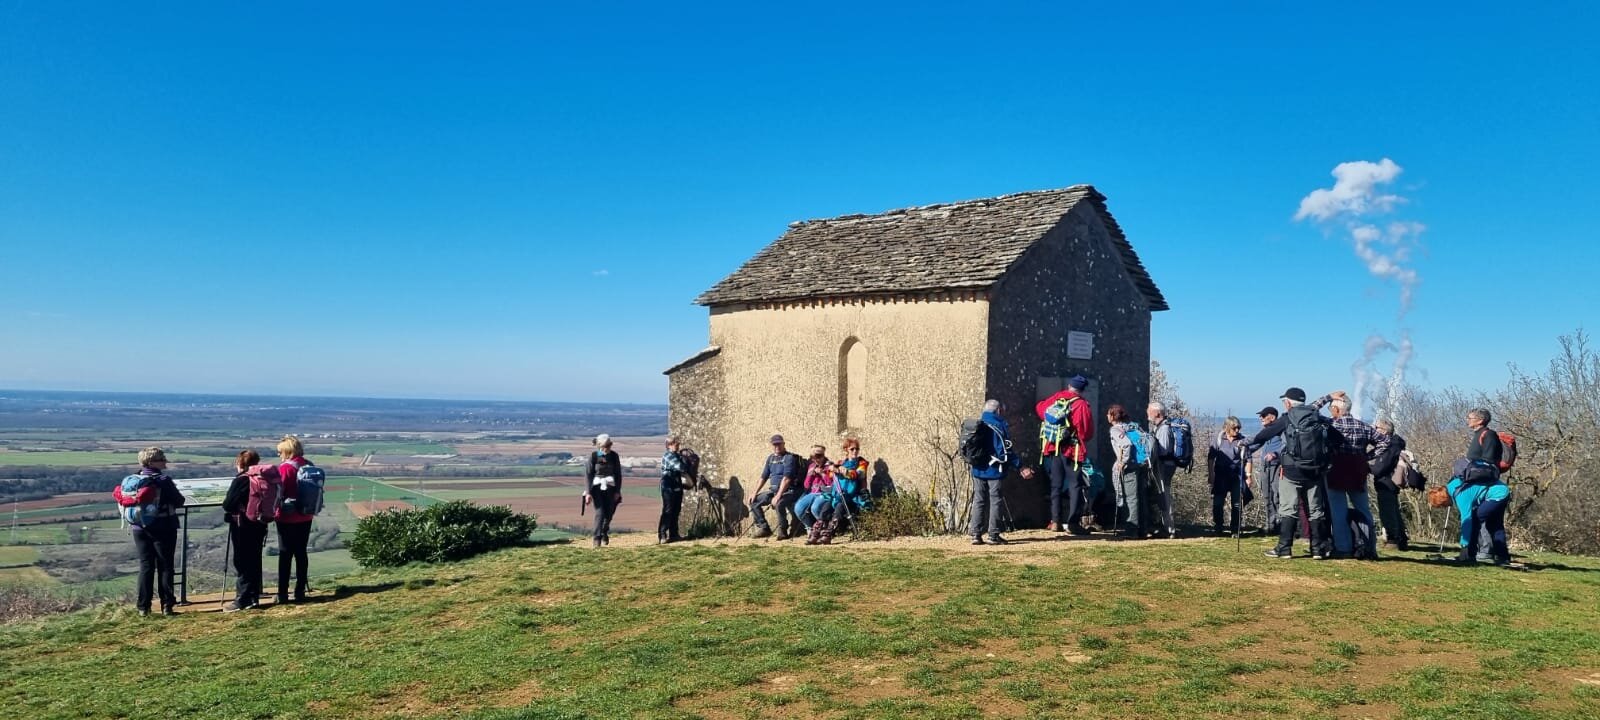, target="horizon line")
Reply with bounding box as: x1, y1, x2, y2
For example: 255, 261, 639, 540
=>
0, 386, 669, 408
